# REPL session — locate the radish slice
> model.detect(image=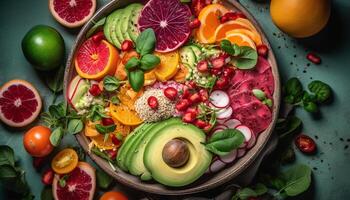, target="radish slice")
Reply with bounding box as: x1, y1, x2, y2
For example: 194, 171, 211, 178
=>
219, 150, 237, 164
224, 119, 241, 129
210, 90, 230, 108
246, 132, 257, 149
213, 124, 228, 130
209, 158, 226, 173
235, 125, 252, 142
237, 148, 246, 158
216, 106, 233, 119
